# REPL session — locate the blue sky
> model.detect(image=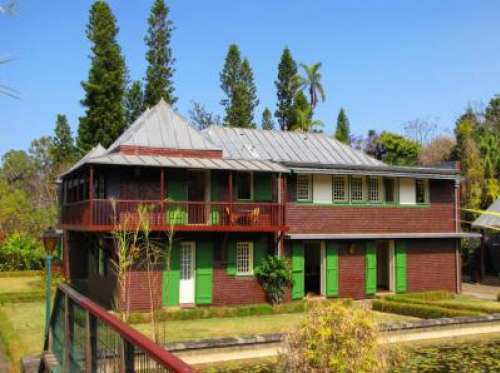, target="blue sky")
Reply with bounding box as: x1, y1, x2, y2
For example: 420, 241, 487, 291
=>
1, 0, 499, 157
